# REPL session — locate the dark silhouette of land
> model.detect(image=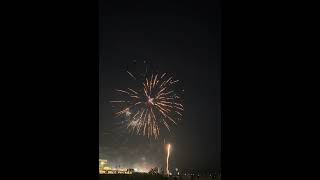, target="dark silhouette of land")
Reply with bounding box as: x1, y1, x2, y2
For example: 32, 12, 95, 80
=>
99, 174, 219, 180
